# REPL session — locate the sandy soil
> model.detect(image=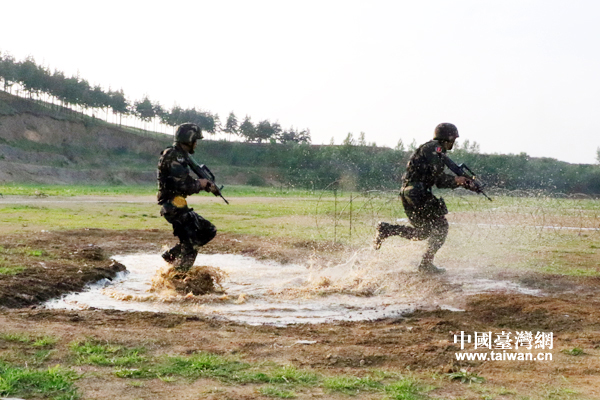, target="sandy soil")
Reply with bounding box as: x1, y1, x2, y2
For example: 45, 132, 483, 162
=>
1, 229, 599, 399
